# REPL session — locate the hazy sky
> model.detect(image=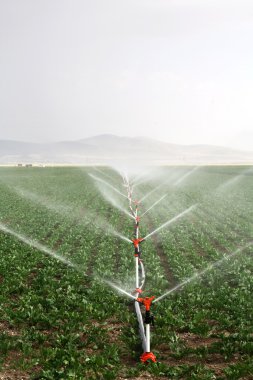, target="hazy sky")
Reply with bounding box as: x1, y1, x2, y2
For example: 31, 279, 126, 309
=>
1, 0, 253, 150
